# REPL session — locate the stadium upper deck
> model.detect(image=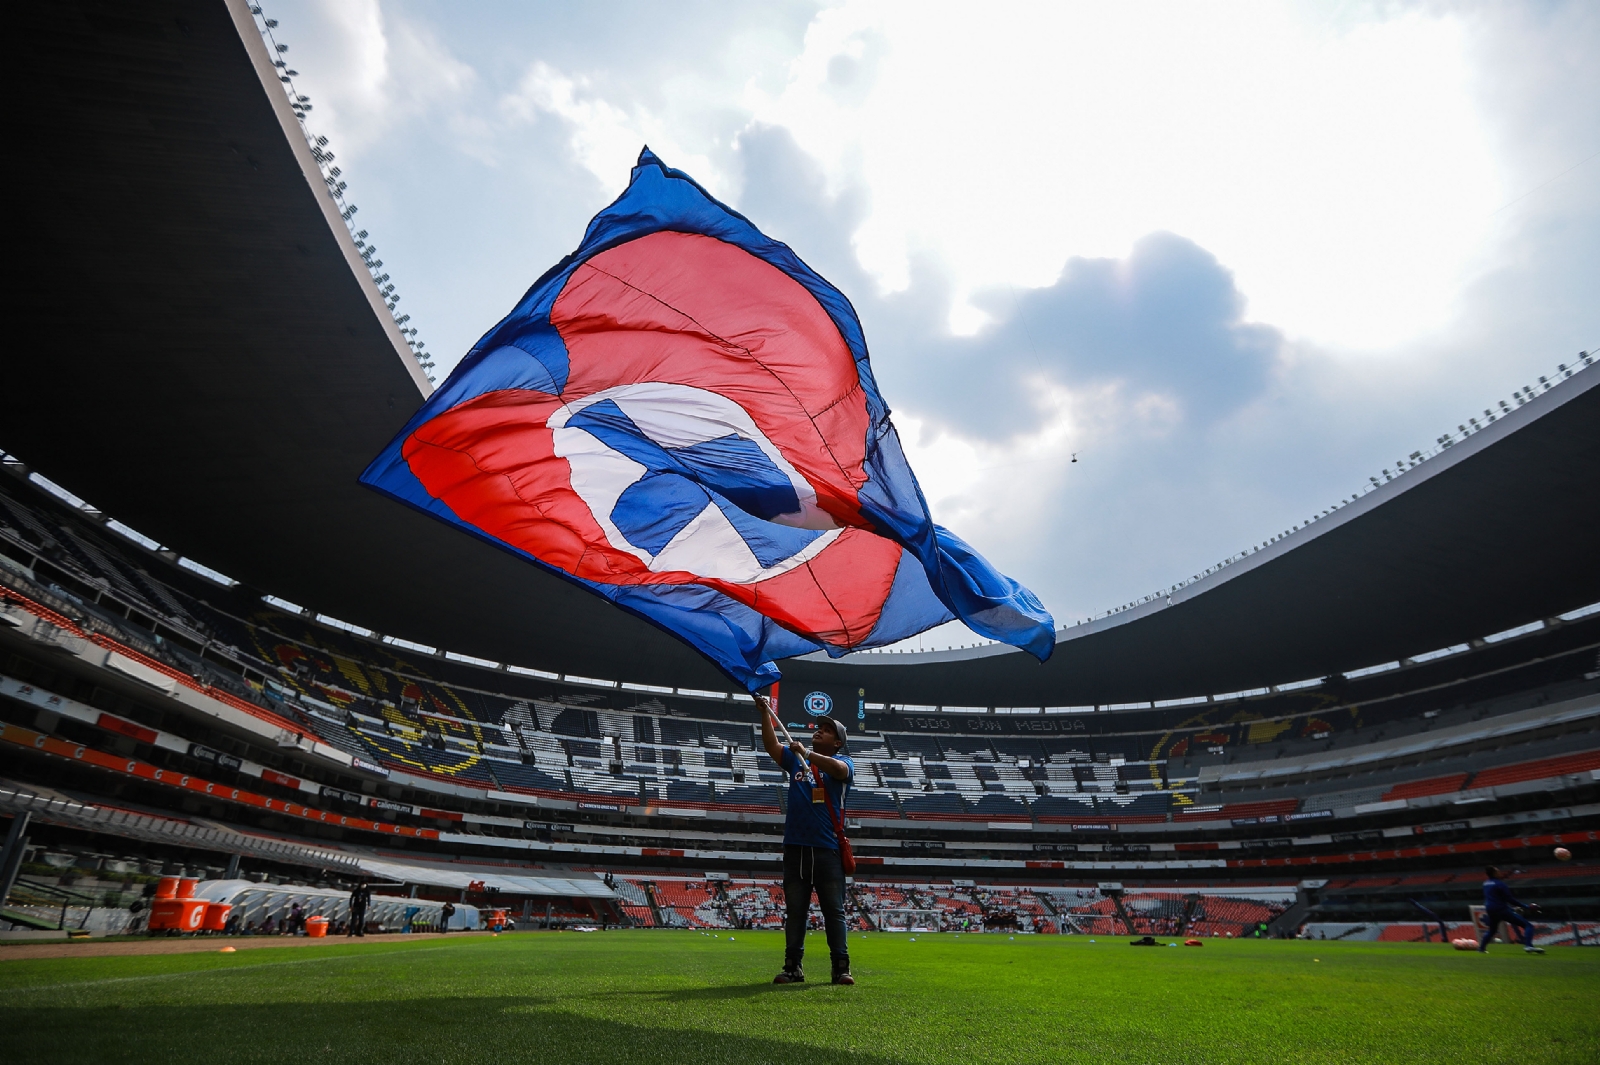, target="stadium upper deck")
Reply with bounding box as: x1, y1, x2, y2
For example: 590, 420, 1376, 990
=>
8, 0, 1600, 707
